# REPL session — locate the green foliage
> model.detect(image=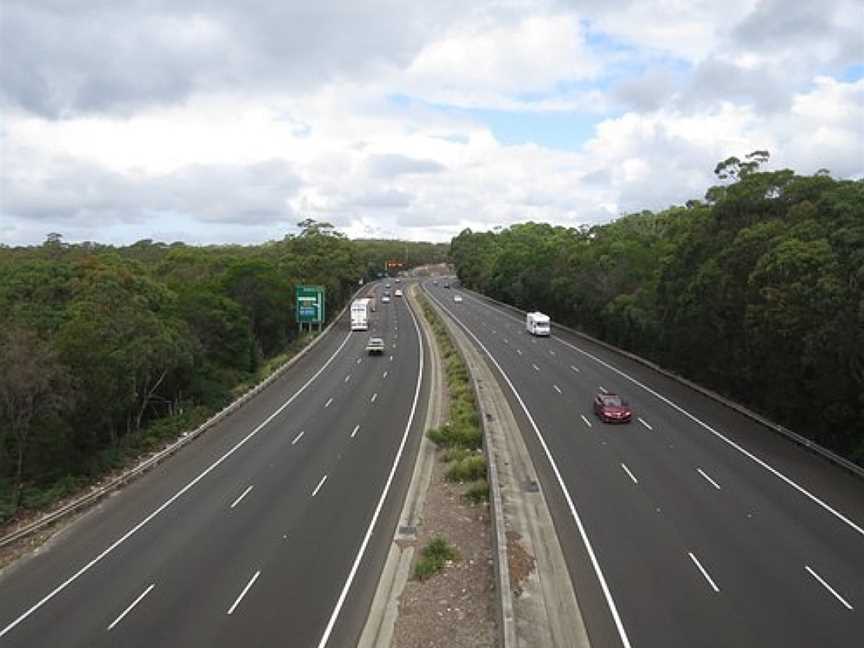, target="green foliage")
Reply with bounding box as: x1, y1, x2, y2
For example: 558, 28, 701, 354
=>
0, 228, 447, 519
463, 479, 490, 504
414, 535, 460, 581
419, 296, 483, 452
445, 454, 487, 483
451, 163, 864, 465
